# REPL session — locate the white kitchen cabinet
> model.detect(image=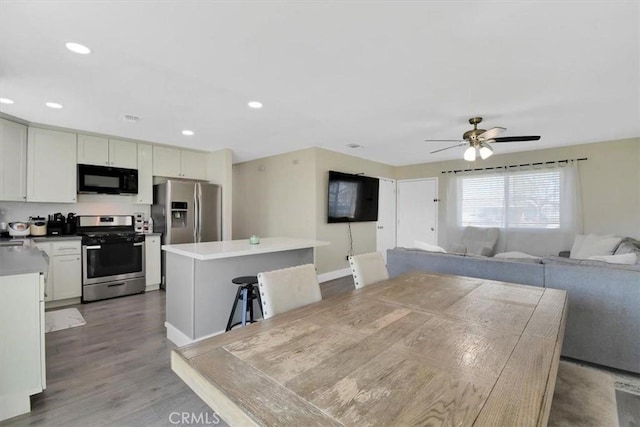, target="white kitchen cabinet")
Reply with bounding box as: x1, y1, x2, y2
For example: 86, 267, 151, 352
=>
52, 254, 82, 299
153, 146, 181, 177
0, 272, 45, 421
181, 149, 208, 180
136, 143, 153, 204
153, 146, 207, 180
27, 128, 77, 203
145, 234, 161, 290
77, 134, 109, 166
0, 119, 28, 201
108, 139, 137, 169
34, 240, 81, 302
77, 135, 137, 169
